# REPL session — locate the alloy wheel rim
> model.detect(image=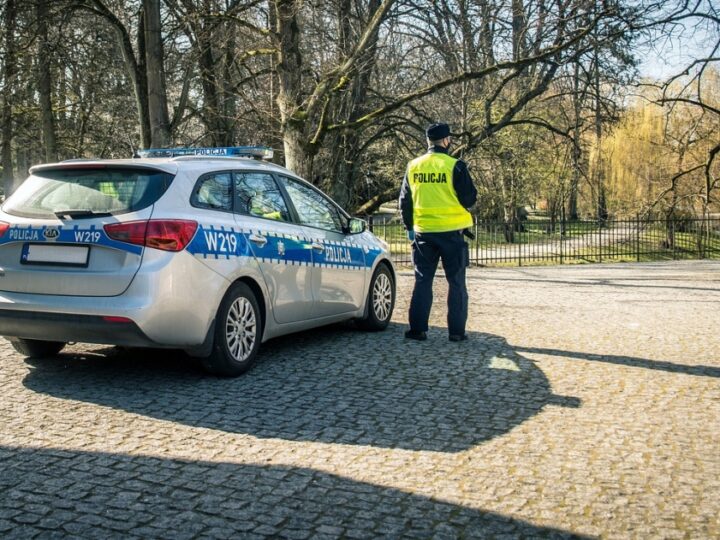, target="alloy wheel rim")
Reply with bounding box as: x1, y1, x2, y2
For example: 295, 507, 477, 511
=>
225, 297, 257, 362
372, 273, 392, 321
